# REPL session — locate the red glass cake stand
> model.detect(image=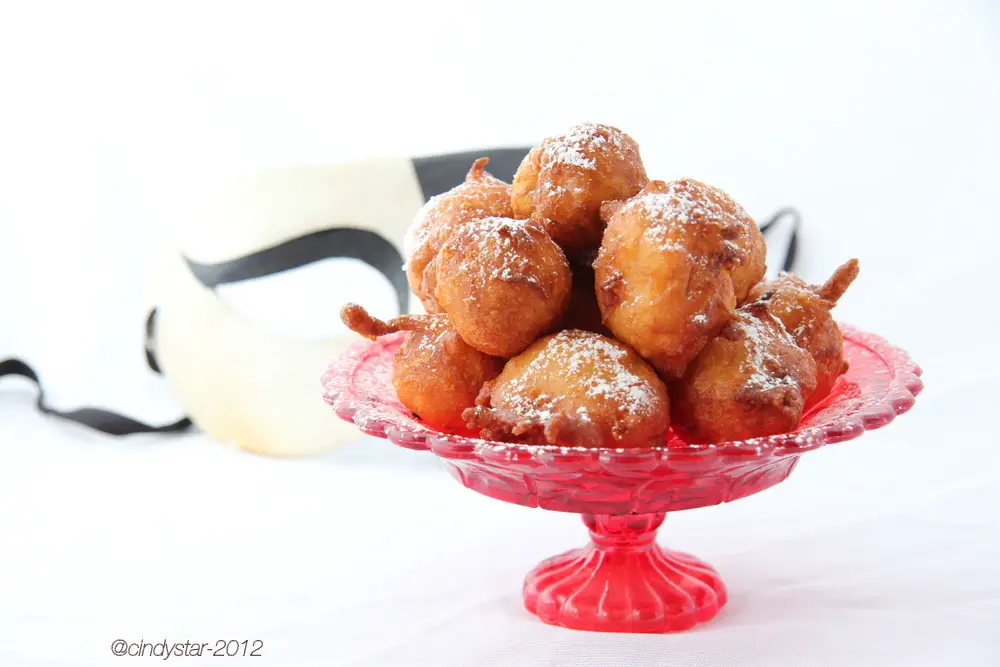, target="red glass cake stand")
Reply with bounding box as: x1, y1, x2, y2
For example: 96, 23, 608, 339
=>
321, 325, 922, 634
